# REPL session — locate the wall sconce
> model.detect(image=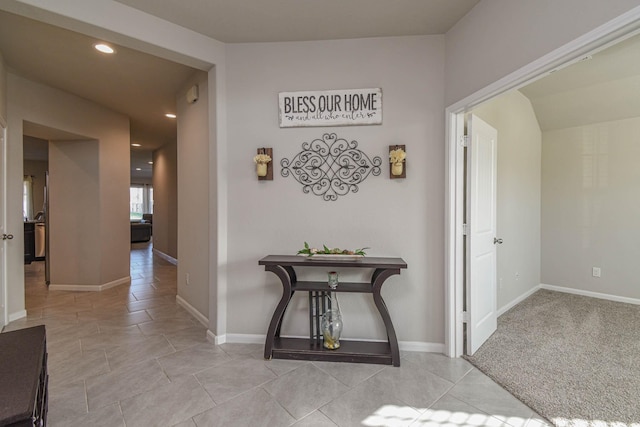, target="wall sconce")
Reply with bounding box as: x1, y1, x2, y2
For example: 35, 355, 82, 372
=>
254, 147, 273, 180
389, 145, 406, 179
186, 85, 199, 104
